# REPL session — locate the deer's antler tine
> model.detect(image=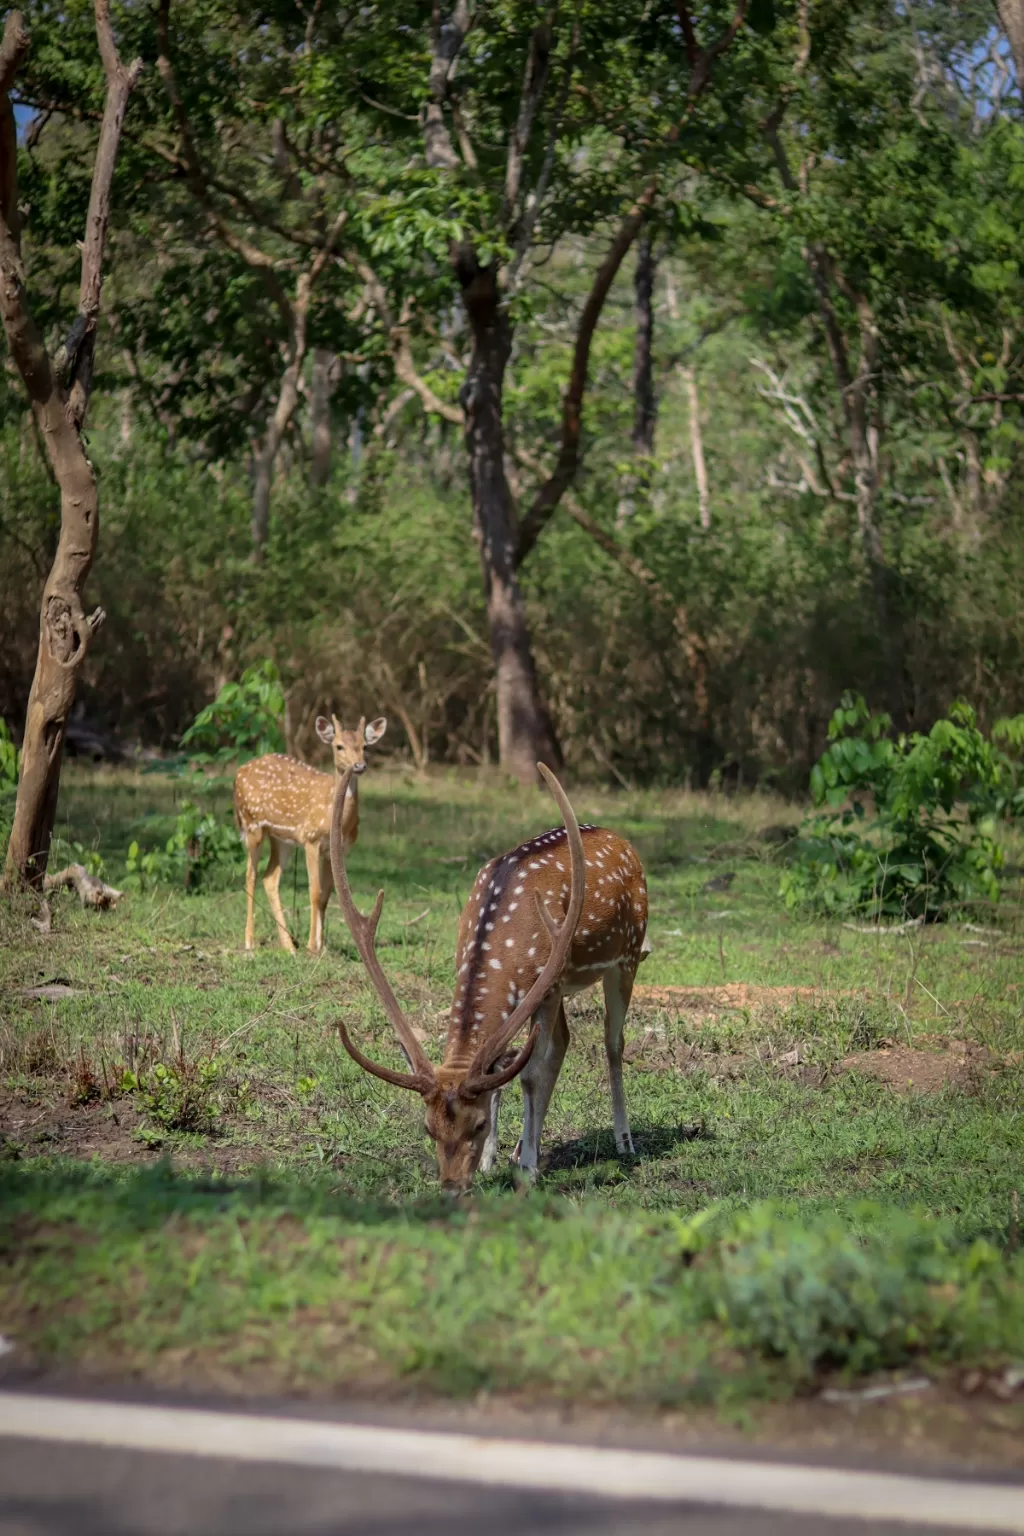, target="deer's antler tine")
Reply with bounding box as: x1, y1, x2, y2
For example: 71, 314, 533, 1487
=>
461, 764, 586, 1095
336, 1020, 431, 1094
330, 768, 435, 1085
534, 891, 560, 938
